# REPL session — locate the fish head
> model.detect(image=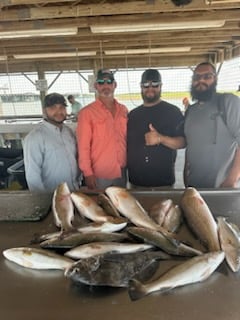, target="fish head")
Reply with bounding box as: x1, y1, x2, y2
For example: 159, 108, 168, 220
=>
64, 256, 101, 283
